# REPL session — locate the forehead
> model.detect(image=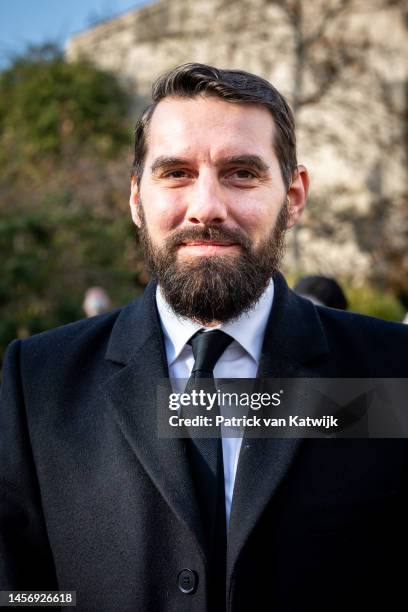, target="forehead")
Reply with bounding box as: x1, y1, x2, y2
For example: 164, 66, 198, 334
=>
145, 96, 277, 160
